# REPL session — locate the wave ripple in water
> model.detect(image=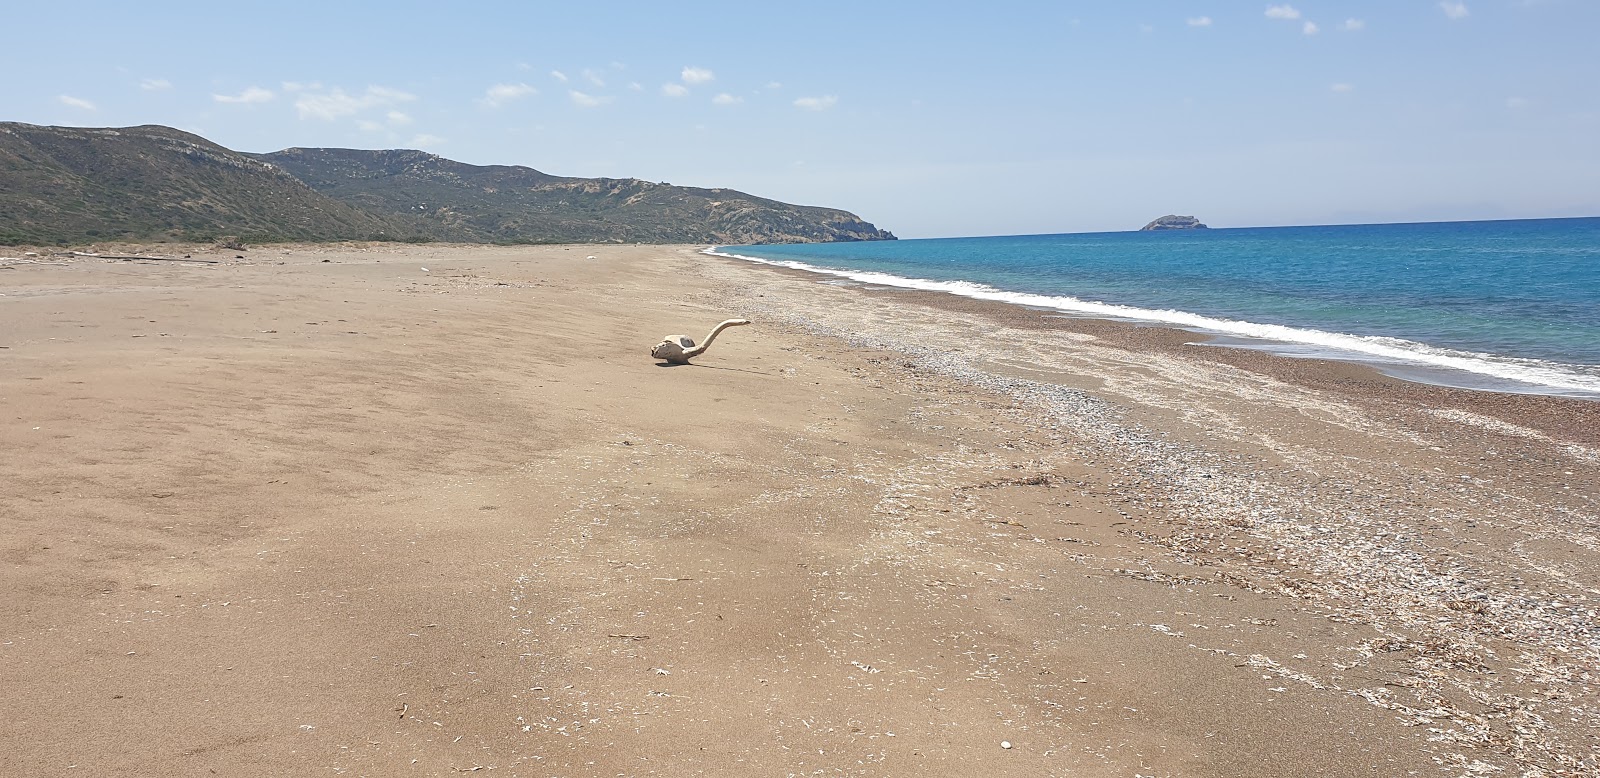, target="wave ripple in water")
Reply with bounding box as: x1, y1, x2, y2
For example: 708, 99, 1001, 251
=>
712, 217, 1600, 398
